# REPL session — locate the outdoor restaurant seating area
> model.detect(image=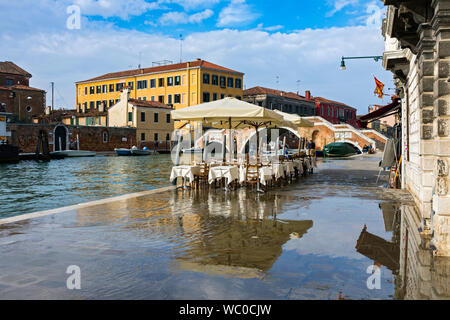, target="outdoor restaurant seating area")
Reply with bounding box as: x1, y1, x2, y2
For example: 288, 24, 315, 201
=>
170, 153, 314, 192
169, 97, 315, 192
